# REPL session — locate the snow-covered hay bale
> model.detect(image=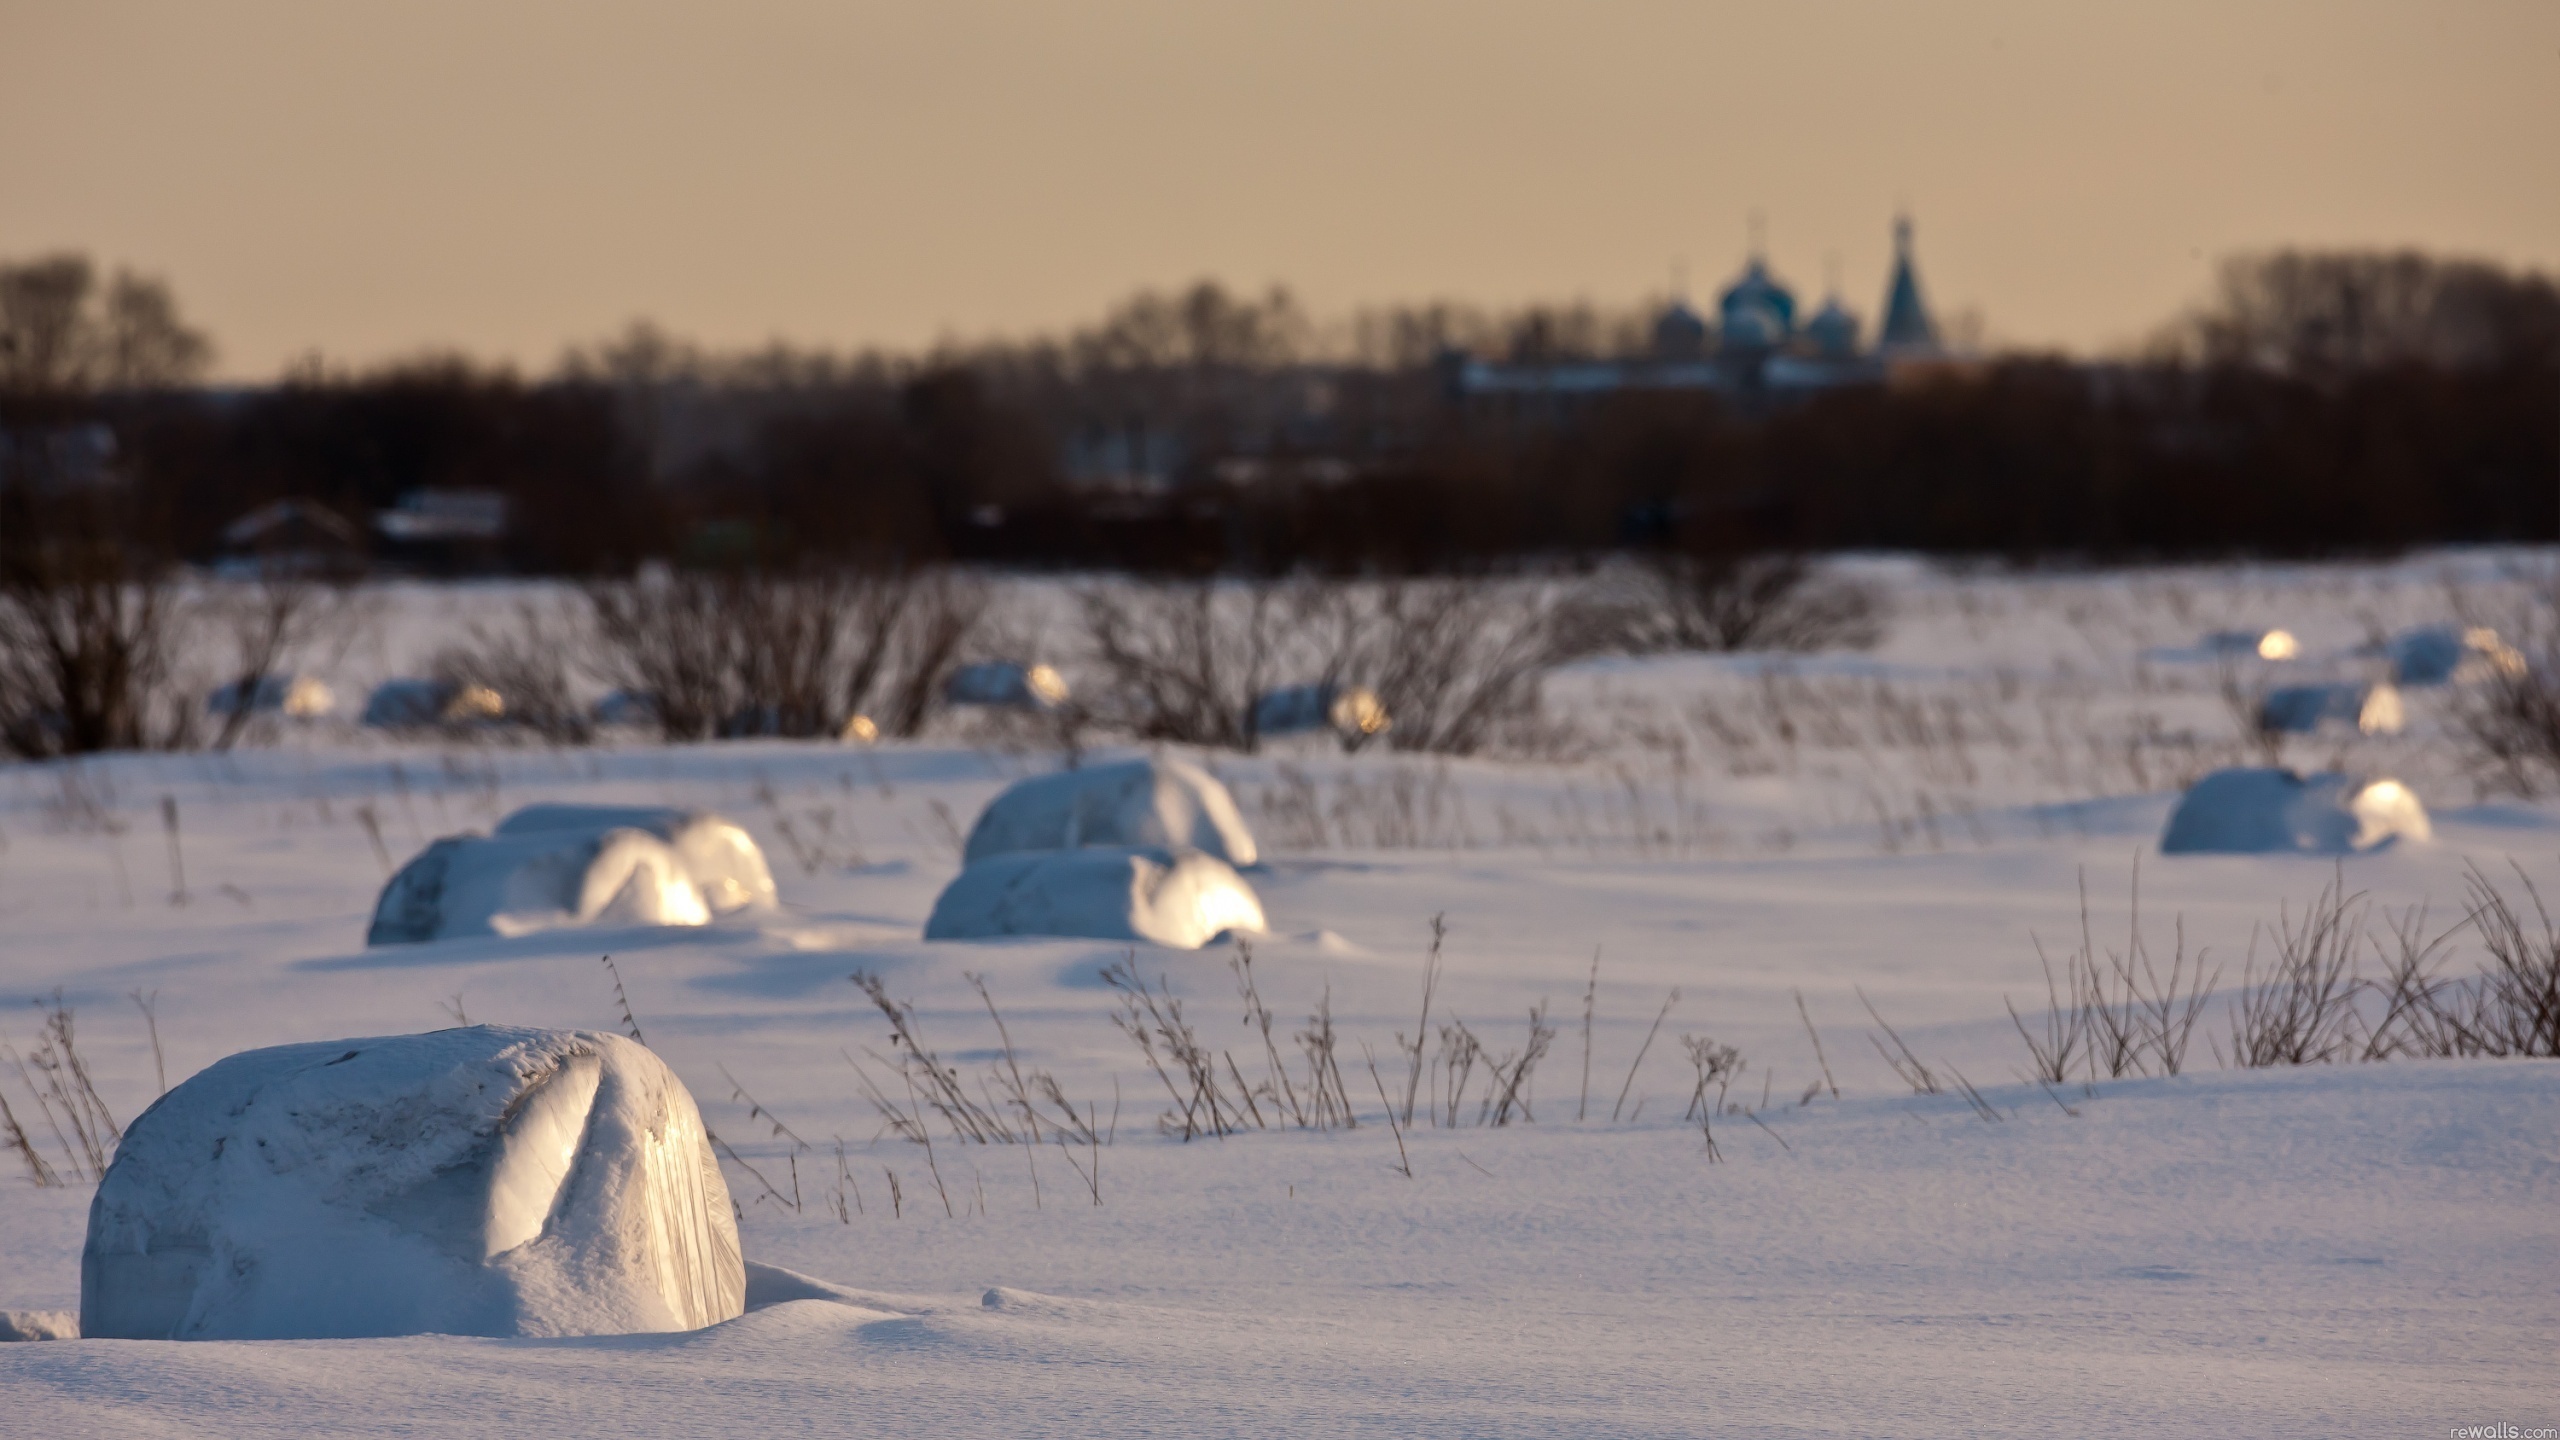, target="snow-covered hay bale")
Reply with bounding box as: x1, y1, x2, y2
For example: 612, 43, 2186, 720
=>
494, 805, 776, 915
591, 689, 658, 728
2203, 627, 2299, 661
1251, 683, 1390, 746
82, 1026, 744, 1340
945, 660, 1070, 711
2258, 681, 2405, 736
367, 828, 712, 945
2388, 625, 2525, 686
207, 674, 334, 719
925, 846, 1266, 949
963, 756, 1258, 868
2159, 767, 2430, 855
362, 678, 504, 728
